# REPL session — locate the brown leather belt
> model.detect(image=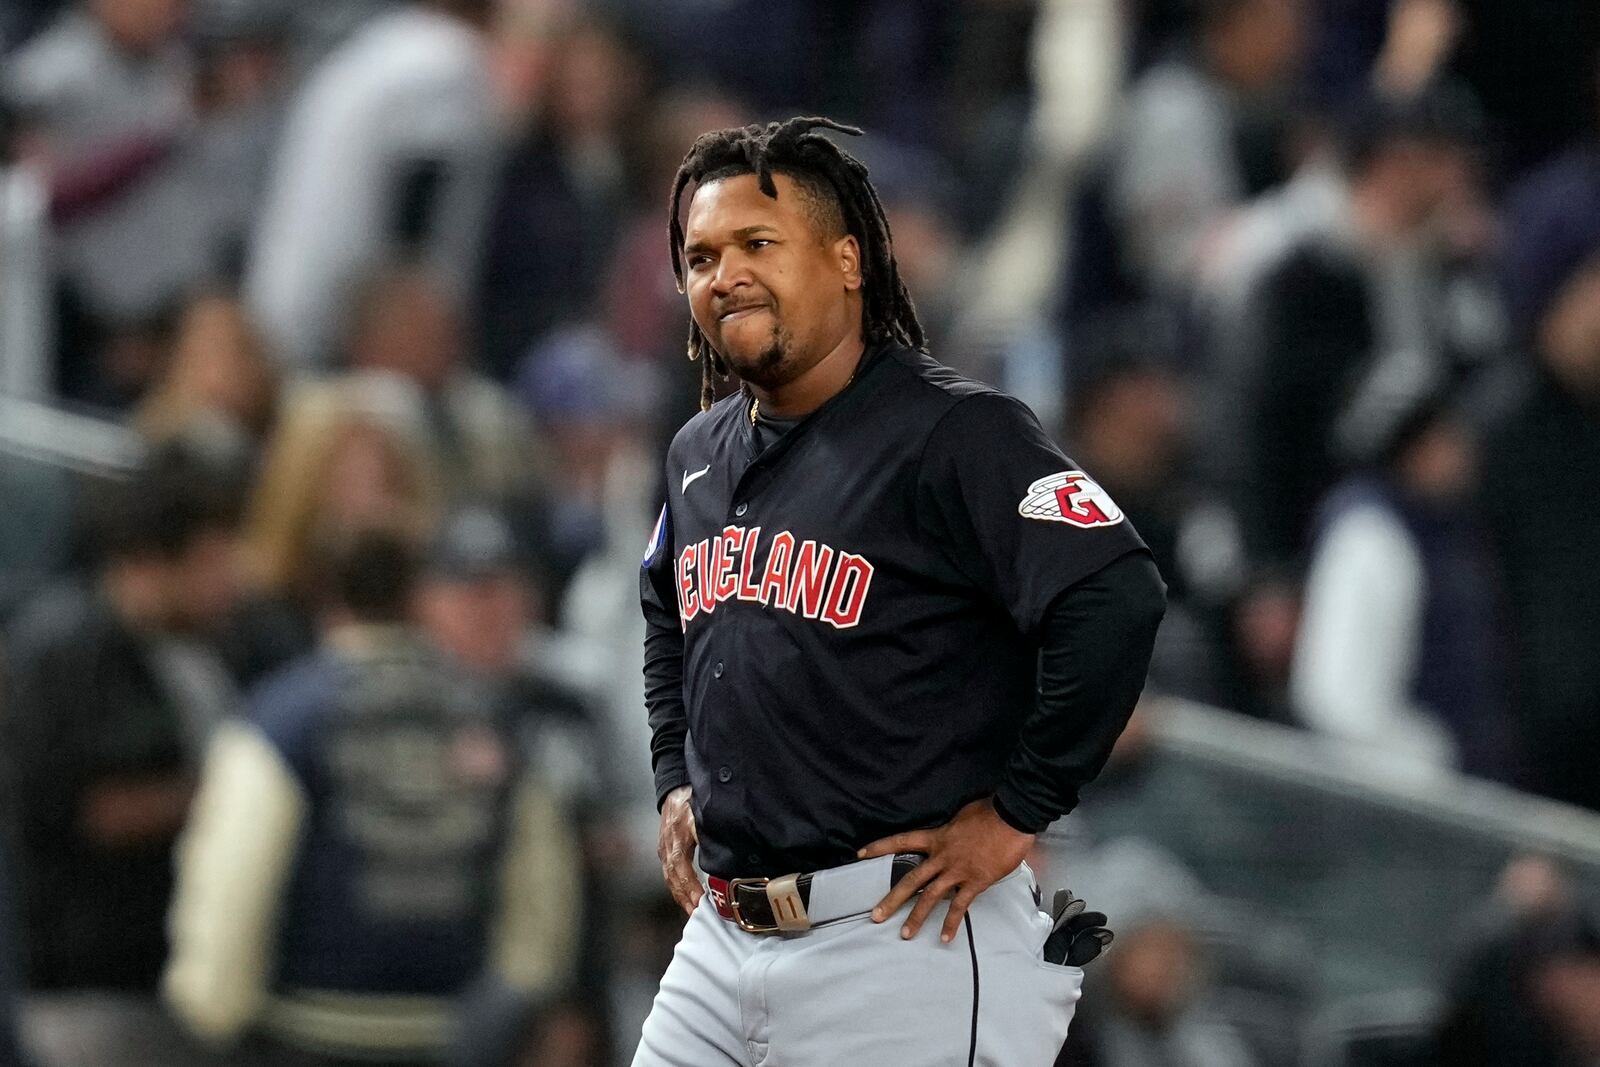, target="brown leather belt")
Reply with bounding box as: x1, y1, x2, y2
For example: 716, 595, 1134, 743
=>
706, 852, 926, 934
